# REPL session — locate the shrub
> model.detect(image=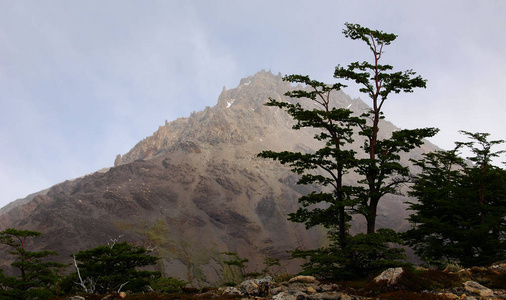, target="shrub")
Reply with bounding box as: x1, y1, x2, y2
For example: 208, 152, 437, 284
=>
150, 276, 188, 293
67, 240, 159, 294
